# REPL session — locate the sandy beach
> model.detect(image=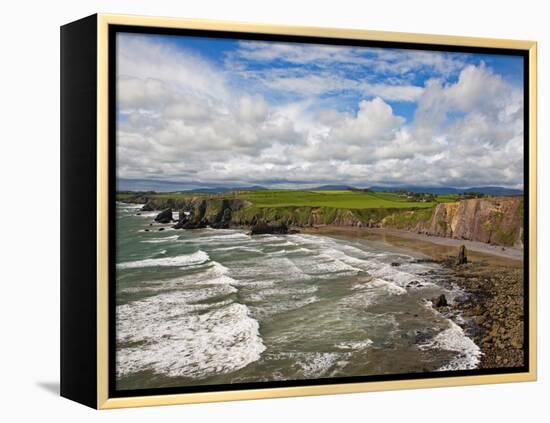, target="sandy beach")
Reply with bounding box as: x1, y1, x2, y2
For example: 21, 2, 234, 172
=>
300, 225, 523, 265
